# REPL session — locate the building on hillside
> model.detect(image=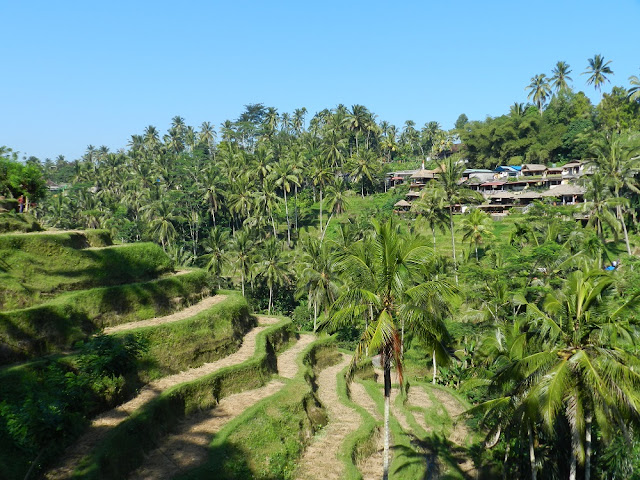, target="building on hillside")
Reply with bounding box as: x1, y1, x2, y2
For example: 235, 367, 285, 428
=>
561, 161, 584, 177
394, 199, 412, 212
409, 168, 438, 190
521, 164, 547, 177
494, 166, 522, 178
541, 184, 586, 205
516, 191, 544, 205
386, 170, 418, 188
462, 169, 494, 183
478, 181, 506, 193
